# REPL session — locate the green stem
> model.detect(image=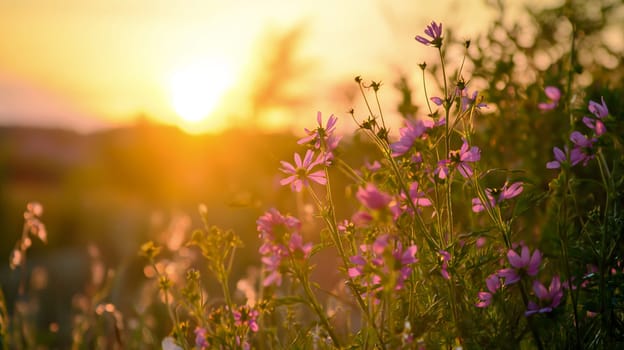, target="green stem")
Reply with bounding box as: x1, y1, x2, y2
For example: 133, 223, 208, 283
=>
596, 150, 613, 345
151, 261, 189, 349
293, 259, 341, 347
565, 22, 576, 129
558, 170, 581, 348
220, 268, 234, 318
374, 88, 388, 134
437, 45, 460, 340
422, 68, 434, 116
518, 281, 544, 350
309, 173, 386, 349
